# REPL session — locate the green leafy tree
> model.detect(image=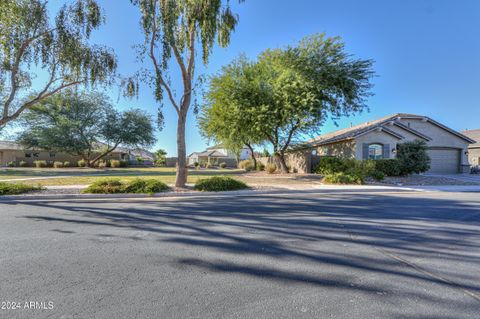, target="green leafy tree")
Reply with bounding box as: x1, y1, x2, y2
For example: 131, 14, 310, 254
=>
17, 90, 155, 166
154, 148, 167, 166
199, 57, 263, 169
396, 140, 431, 175
261, 149, 270, 157
125, 0, 242, 187
203, 34, 374, 173
0, 0, 117, 129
